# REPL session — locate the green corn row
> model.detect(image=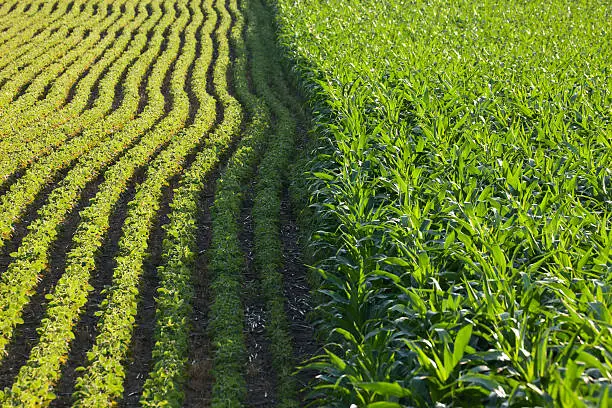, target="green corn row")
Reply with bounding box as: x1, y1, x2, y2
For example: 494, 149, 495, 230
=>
273, 0, 611, 406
